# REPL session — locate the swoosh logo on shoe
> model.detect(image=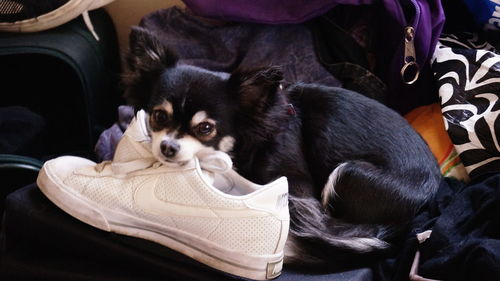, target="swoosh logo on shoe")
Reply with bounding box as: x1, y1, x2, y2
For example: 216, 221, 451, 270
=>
134, 176, 268, 218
